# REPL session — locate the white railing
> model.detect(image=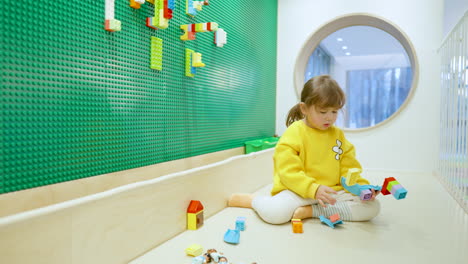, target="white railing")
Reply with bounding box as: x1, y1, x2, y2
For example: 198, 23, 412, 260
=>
439, 11, 468, 213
